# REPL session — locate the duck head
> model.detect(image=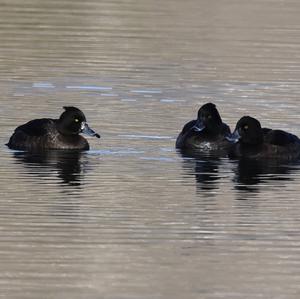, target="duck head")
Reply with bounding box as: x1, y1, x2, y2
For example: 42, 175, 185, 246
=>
192, 103, 223, 134
228, 116, 263, 145
57, 106, 100, 138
